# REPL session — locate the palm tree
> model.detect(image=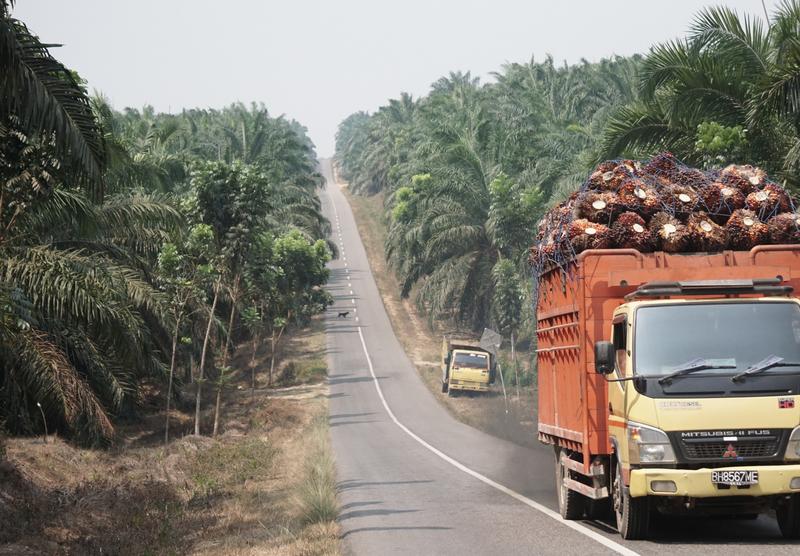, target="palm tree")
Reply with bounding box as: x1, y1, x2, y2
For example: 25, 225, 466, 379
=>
601, 2, 800, 185
0, 133, 182, 443
1, 7, 182, 443
1, 0, 106, 197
